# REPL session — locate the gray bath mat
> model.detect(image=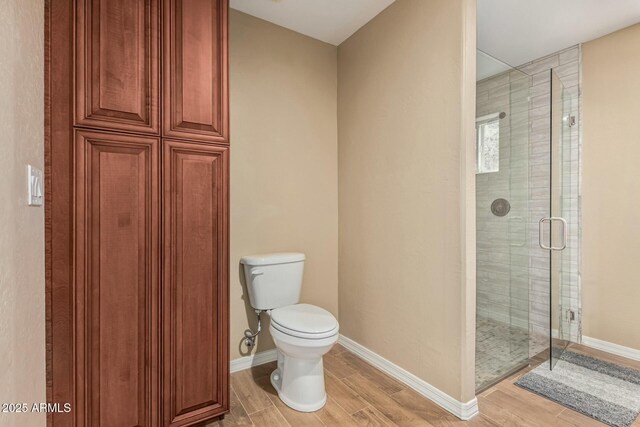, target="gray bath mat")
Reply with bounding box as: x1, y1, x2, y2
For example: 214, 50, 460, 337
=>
515, 350, 640, 427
